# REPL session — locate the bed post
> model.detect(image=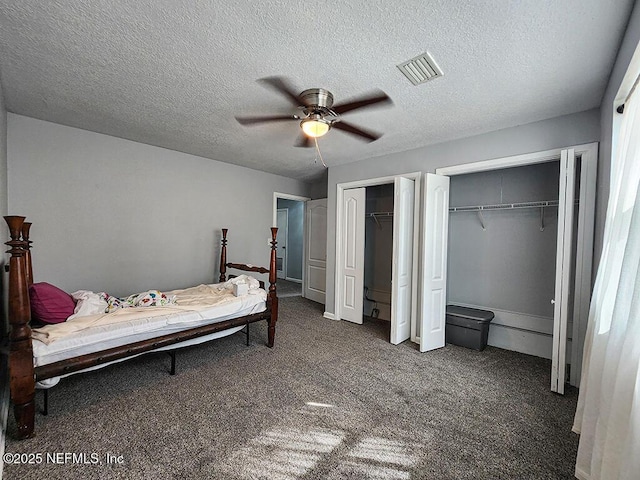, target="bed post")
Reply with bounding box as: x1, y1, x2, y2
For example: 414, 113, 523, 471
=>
267, 227, 278, 348
21, 222, 33, 286
219, 228, 228, 282
4, 216, 35, 439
